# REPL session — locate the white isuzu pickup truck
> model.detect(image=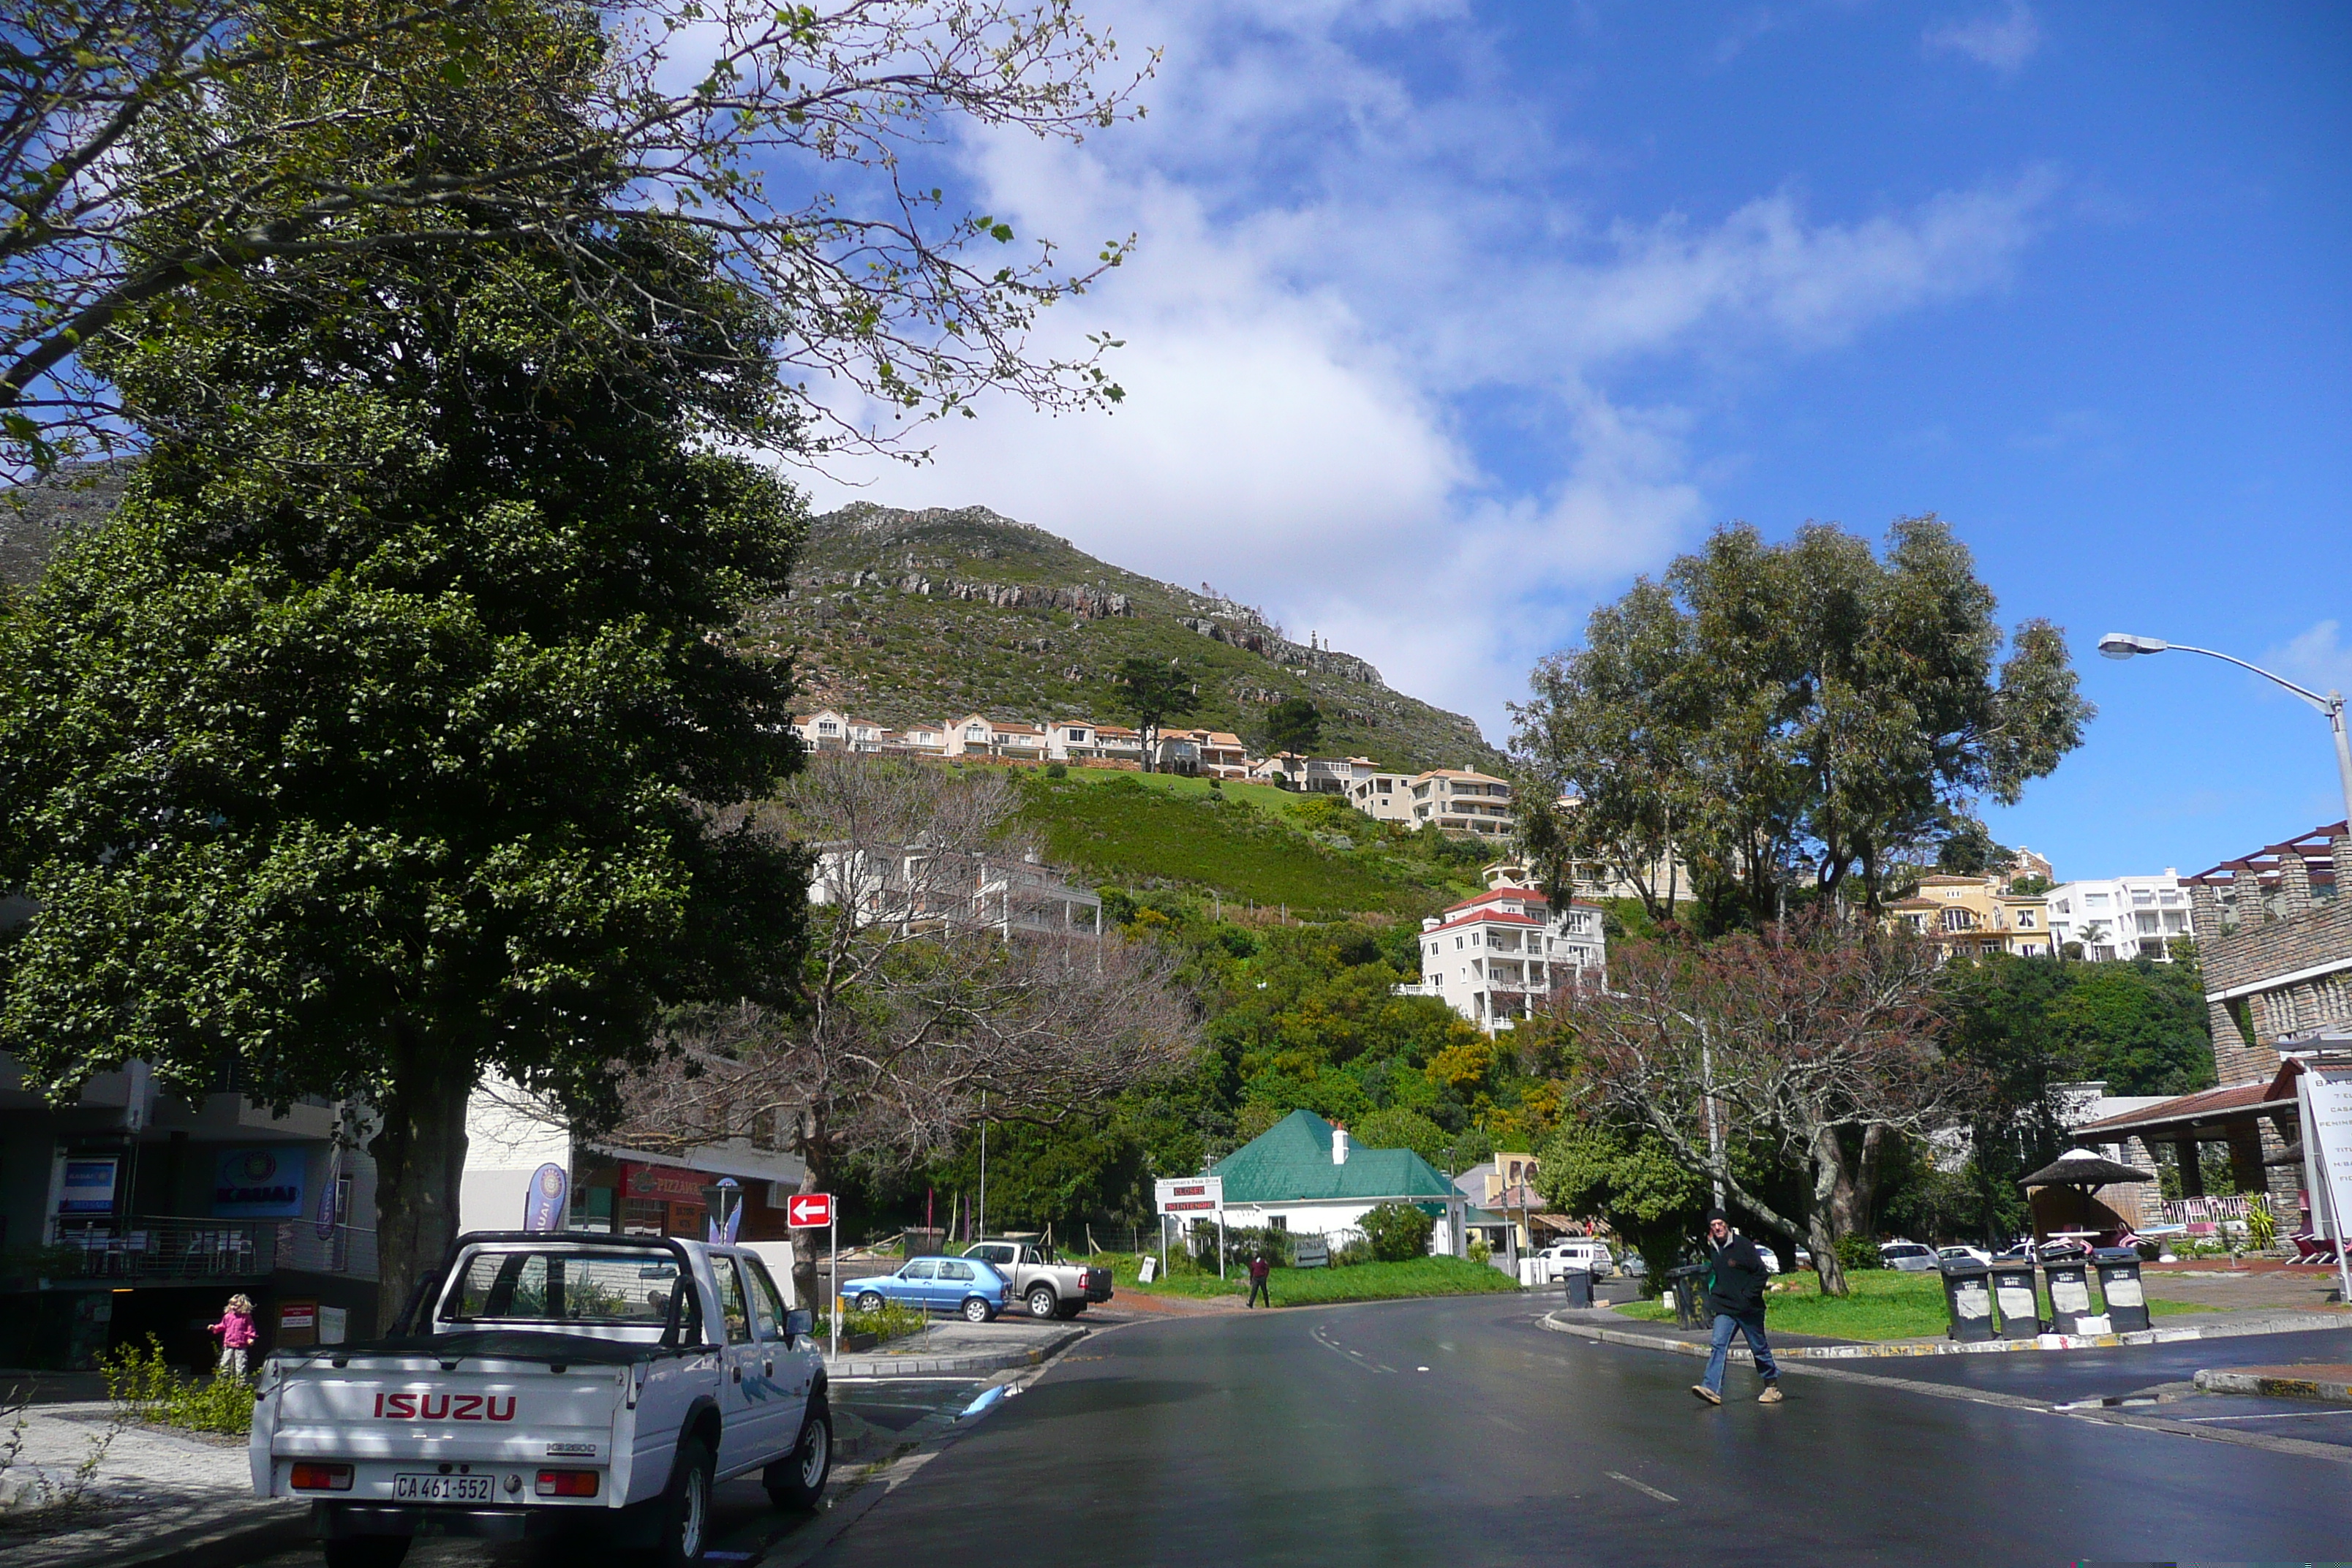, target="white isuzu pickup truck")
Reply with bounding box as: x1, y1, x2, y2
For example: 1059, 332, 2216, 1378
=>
250, 1232, 831, 1568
